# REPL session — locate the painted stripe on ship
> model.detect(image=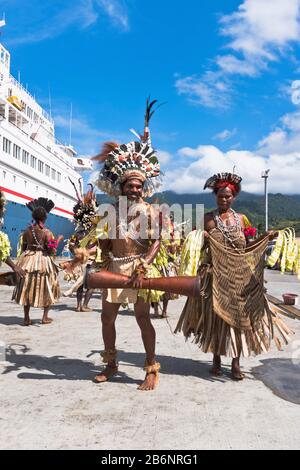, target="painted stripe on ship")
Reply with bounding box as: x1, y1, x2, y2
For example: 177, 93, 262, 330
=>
0, 186, 74, 217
